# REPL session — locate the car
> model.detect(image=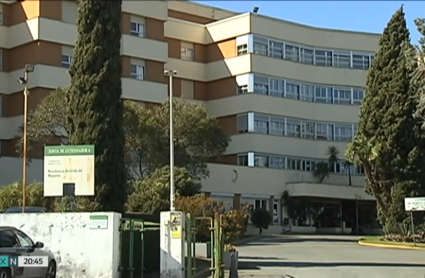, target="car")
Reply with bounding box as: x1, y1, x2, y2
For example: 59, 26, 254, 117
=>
4, 207, 46, 213
0, 226, 56, 278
